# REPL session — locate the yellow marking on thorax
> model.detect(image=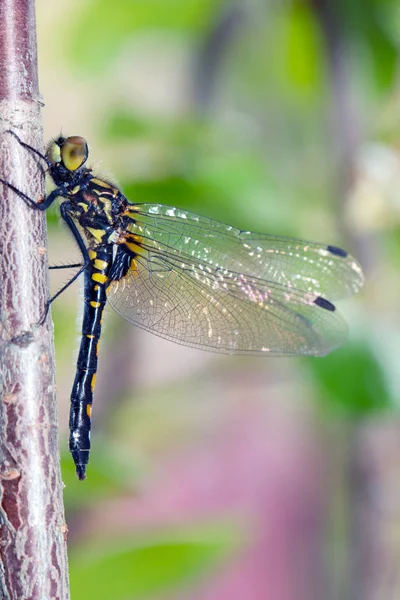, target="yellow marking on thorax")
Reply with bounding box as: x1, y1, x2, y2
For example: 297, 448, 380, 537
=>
90, 301, 101, 308
87, 227, 106, 242
88, 249, 97, 260
124, 241, 142, 254
123, 234, 146, 256
90, 178, 112, 189
78, 202, 89, 212
99, 195, 112, 207
98, 196, 113, 219
90, 178, 119, 197
92, 188, 114, 211
92, 272, 108, 284
71, 185, 81, 194
123, 205, 139, 215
